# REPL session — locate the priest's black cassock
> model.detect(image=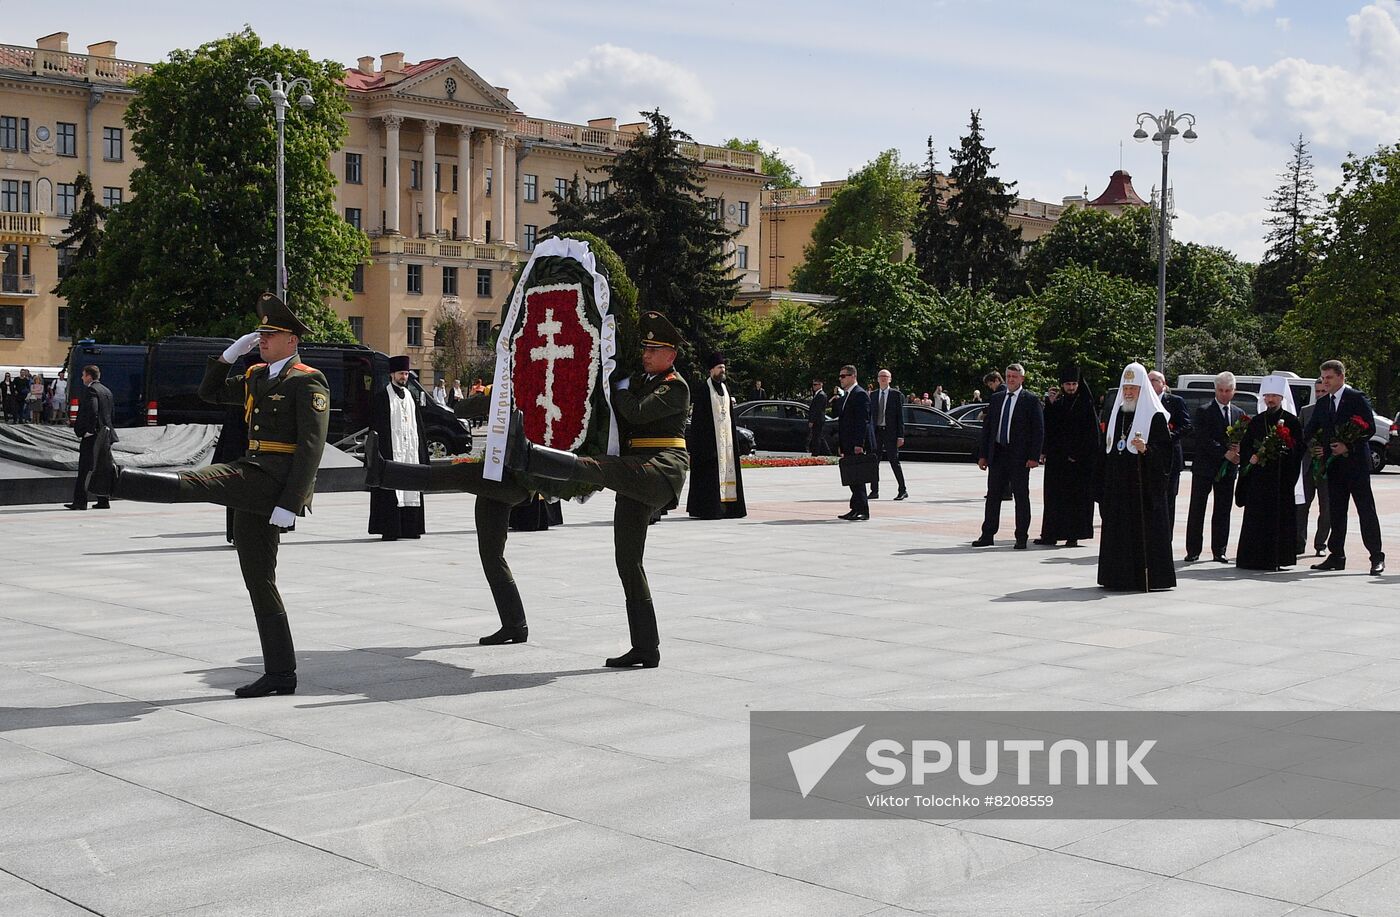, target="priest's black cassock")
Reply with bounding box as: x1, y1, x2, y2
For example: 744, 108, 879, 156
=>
1234, 409, 1304, 570
368, 382, 427, 539
1040, 380, 1099, 543
686, 374, 747, 519
1097, 410, 1176, 591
